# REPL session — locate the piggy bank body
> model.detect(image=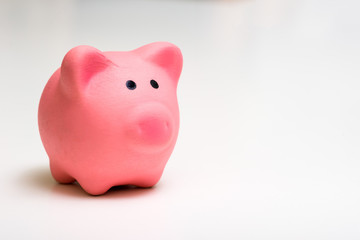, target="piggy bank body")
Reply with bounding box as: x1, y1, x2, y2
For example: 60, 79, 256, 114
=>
38, 42, 182, 195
